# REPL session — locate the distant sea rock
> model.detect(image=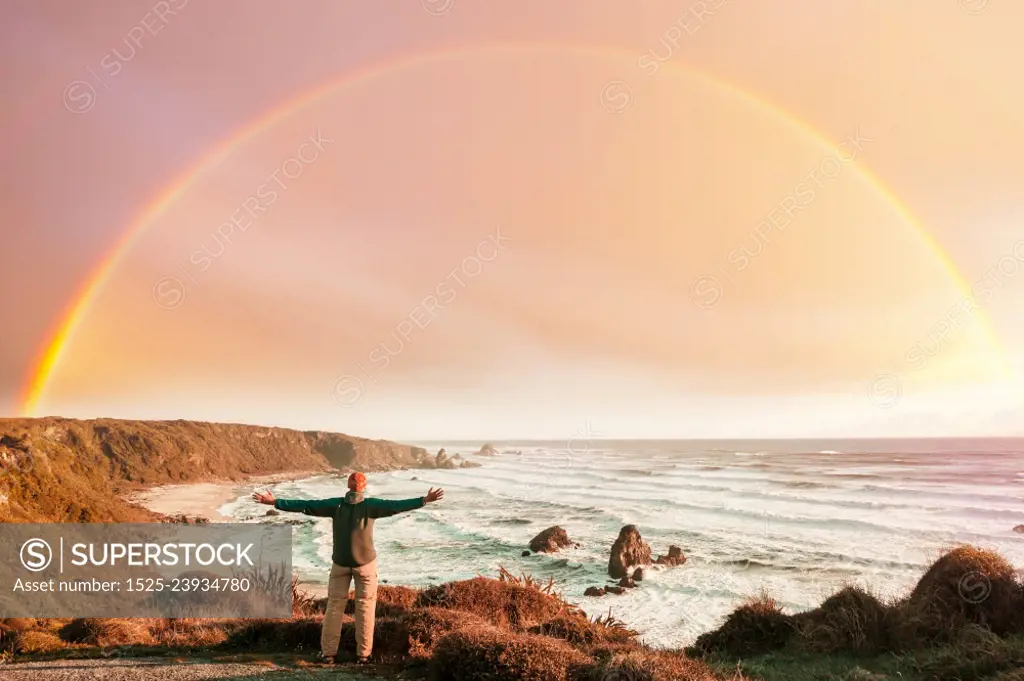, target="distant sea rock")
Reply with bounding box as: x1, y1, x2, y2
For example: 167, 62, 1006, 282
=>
1014, 525, 1024, 534
411, 447, 480, 470
529, 526, 574, 554
477, 443, 499, 456
608, 525, 653, 578
584, 586, 605, 597
654, 545, 687, 567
